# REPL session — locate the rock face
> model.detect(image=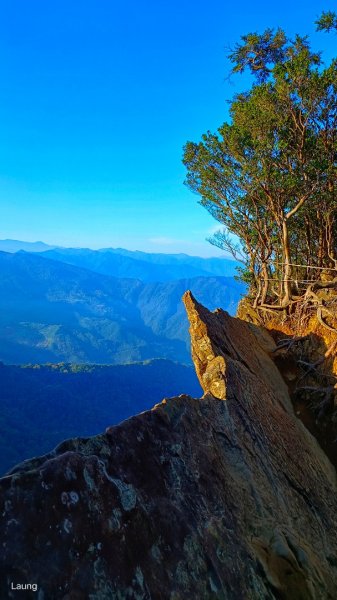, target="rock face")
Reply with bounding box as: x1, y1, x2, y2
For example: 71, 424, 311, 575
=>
1, 292, 337, 599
